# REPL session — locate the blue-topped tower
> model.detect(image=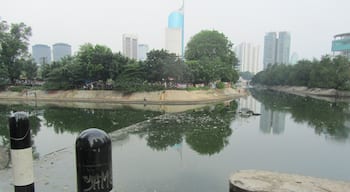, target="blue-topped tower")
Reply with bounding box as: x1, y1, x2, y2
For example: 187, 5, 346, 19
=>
165, 0, 184, 58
